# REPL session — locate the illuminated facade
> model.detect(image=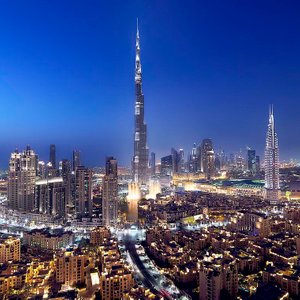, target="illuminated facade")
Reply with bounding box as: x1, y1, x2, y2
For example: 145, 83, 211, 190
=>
199, 256, 238, 300
35, 177, 65, 217
264, 106, 280, 204
49, 144, 56, 169
23, 229, 74, 250
75, 166, 93, 217
102, 157, 118, 226
132, 20, 149, 185
8, 146, 37, 212
127, 182, 140, 222
55, 250, 90, 286
201, 139, 215, 180
0, 237, 20, 263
